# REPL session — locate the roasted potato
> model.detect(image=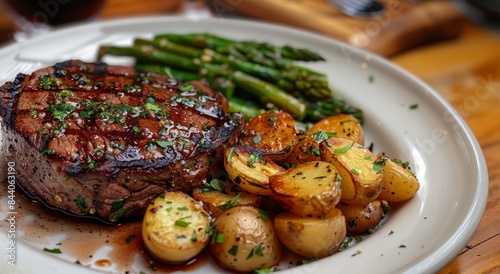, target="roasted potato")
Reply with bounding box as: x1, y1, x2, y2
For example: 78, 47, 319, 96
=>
307, 114, 364, 145
210, 206, 282, 272
283, 135, 321, 166
377, 156, 420, 202
274, 208, 346, 258
269, 161, 341, 217
192, 181, 261, 217
238, 110, 298, 162
142, 192, 211, 264
320, 137, 383, 205
336, 200, 390, 234
224, 146, 284, 195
